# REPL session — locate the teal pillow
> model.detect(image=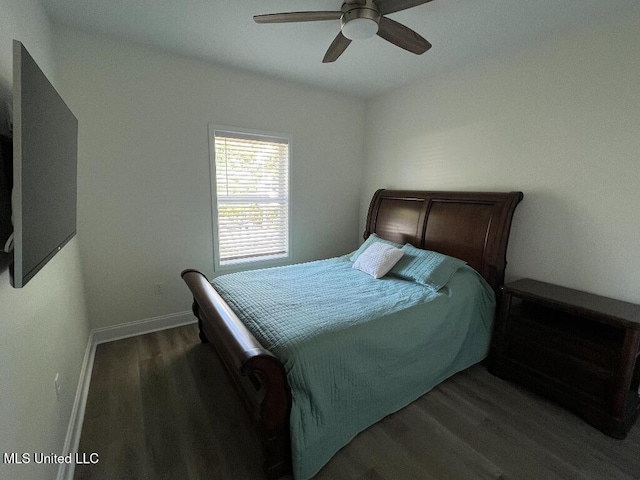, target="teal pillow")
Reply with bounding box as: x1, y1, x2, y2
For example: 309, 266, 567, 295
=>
390, 243, 467, 291
349, 233, 403, 262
